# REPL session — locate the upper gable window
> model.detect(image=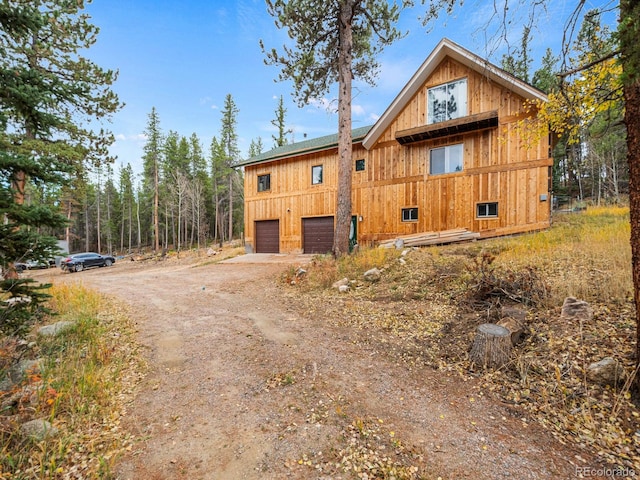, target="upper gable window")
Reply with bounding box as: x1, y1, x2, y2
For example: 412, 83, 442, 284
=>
427, 78, 467, 124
